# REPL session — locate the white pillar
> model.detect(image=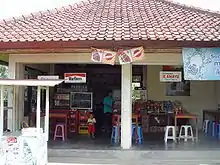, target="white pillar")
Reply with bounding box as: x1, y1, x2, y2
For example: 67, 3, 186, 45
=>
8, 57, 16, 131
44, 86, 49, 141
121, 63, 132, 149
